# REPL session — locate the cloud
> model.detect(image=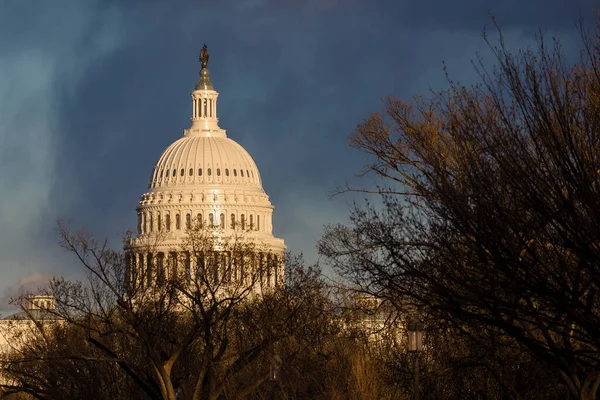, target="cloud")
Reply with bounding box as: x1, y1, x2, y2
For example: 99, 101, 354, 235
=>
0, 2, 125, 300
0, 1, 590, 303
0, 272, 54, 311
